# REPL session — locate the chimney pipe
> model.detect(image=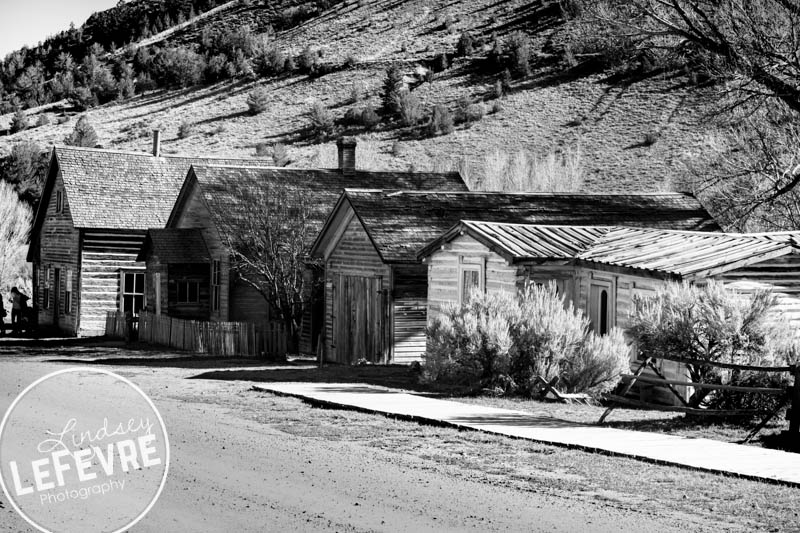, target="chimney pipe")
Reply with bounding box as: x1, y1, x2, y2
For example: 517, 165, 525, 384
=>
337, 137, 357, 175
152, 130, 161, 157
